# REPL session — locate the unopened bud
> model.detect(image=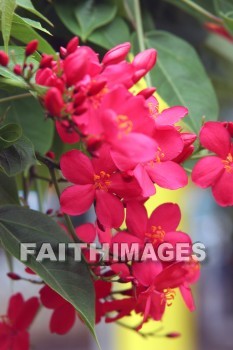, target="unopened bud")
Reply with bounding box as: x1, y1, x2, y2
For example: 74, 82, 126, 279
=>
66, 37, 79, 55
25, 40, 39, 56
0, 51, 9, 66
13, 64, 22, 75
102, 42, 131, 66
7, 272, 21, 280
